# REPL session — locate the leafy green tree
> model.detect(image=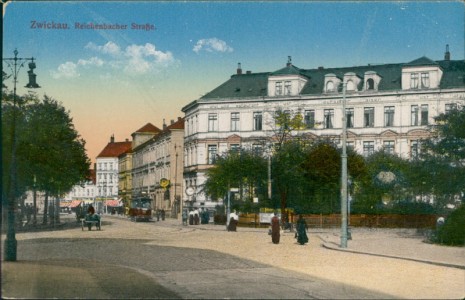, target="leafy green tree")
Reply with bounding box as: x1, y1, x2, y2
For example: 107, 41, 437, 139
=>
352, 150, 410, 213
268, 109, 307, 149
300, 141, 367, 214
203, 149, 267, 212
271, 140, 308, 214
2, 93, 90, 224
419, 106, 465, 207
